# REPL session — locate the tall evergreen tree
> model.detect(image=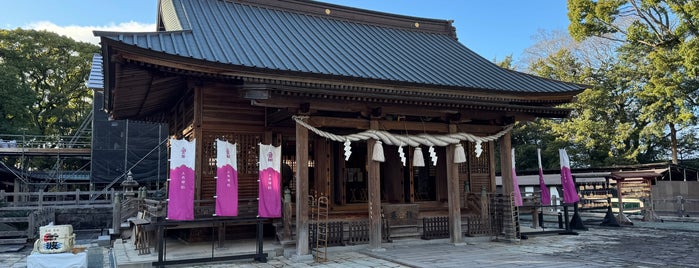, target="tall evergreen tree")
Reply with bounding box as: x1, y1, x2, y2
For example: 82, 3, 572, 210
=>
568, 0, 699, 164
